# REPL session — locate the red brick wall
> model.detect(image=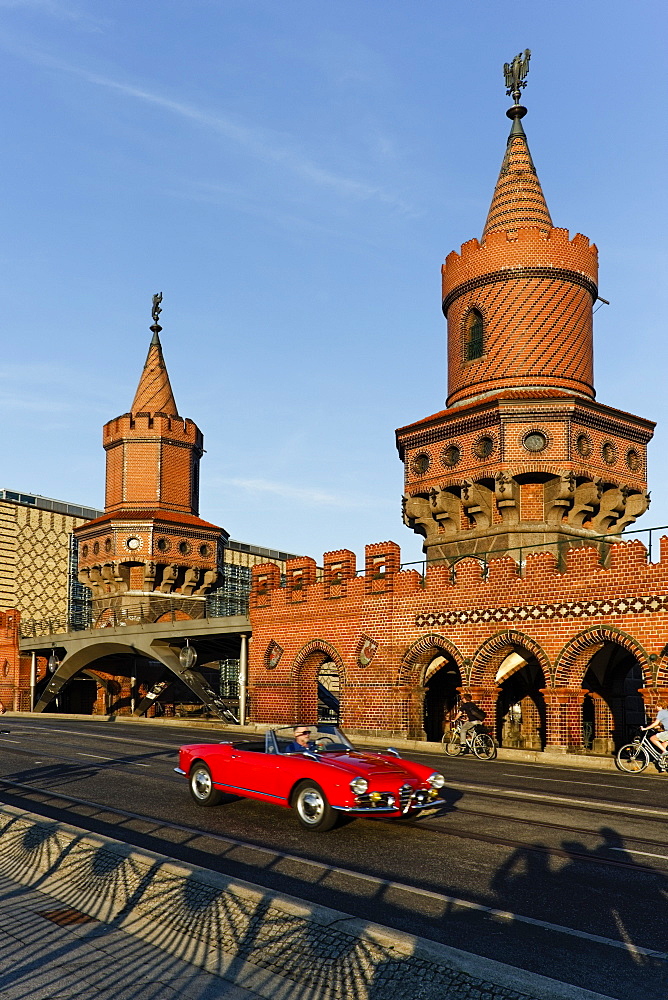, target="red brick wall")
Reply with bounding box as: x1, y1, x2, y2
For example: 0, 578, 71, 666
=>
248, 537, 668, 746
